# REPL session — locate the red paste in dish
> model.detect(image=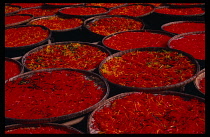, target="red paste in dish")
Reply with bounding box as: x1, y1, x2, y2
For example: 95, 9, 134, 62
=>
86, 3, 126, 8
5, 70, 105, 119
162, 22, 205, 34
5, 6, 20, 14
155, 7, 204, 15
108, 4, 154, 17
5, 125, 77, 134
199, 78, 205, 94
59, 7, 108, 16
92, 92, 205, 134
5, 15, 32, 26
168, 3, 204, 6
30, 16, 83, 30
11, 3, 43, 8
103, 31, 171, 51
46, 3, 82, 6
24, 43, 109, 70
87, 17, 143, 36
18, 8, 60, 17
100, 50, 196, 88
5, 26, 49, 47
169, 33, 205, 60
5, 60, 21, 80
